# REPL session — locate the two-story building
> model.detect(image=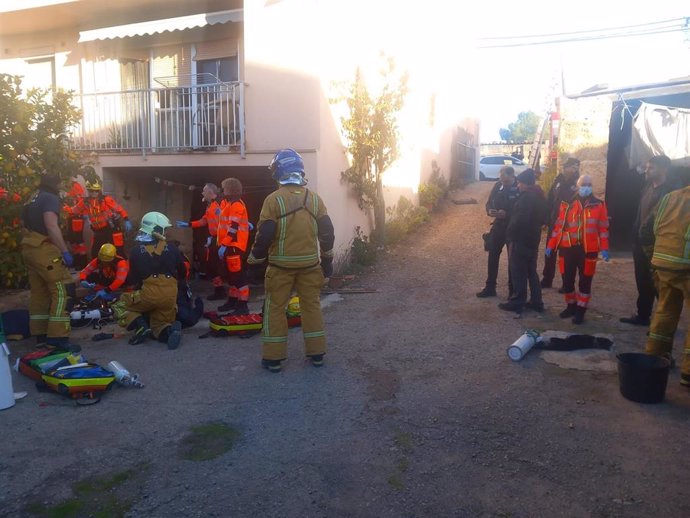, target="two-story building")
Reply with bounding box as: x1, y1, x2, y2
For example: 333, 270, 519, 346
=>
0, 0, 480, 261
